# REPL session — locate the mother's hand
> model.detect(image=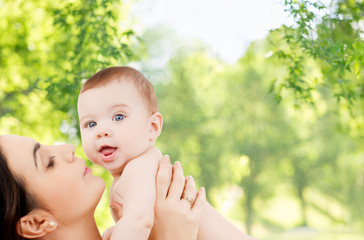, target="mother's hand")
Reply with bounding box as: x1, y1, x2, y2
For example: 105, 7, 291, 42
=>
149, 156, 206, 240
